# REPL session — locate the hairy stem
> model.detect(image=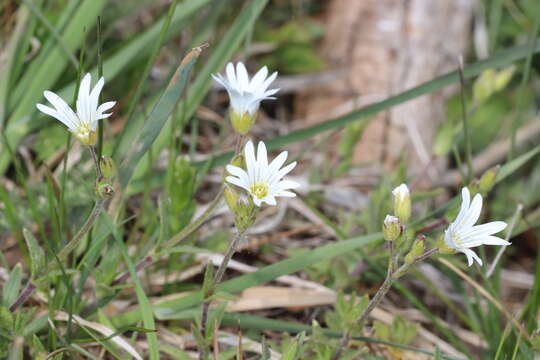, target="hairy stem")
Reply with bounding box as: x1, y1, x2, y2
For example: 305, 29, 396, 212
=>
45, 198, 105, 276
331, 246, 437, 359
9, 281, 36, 312
199, 230, 245, 360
